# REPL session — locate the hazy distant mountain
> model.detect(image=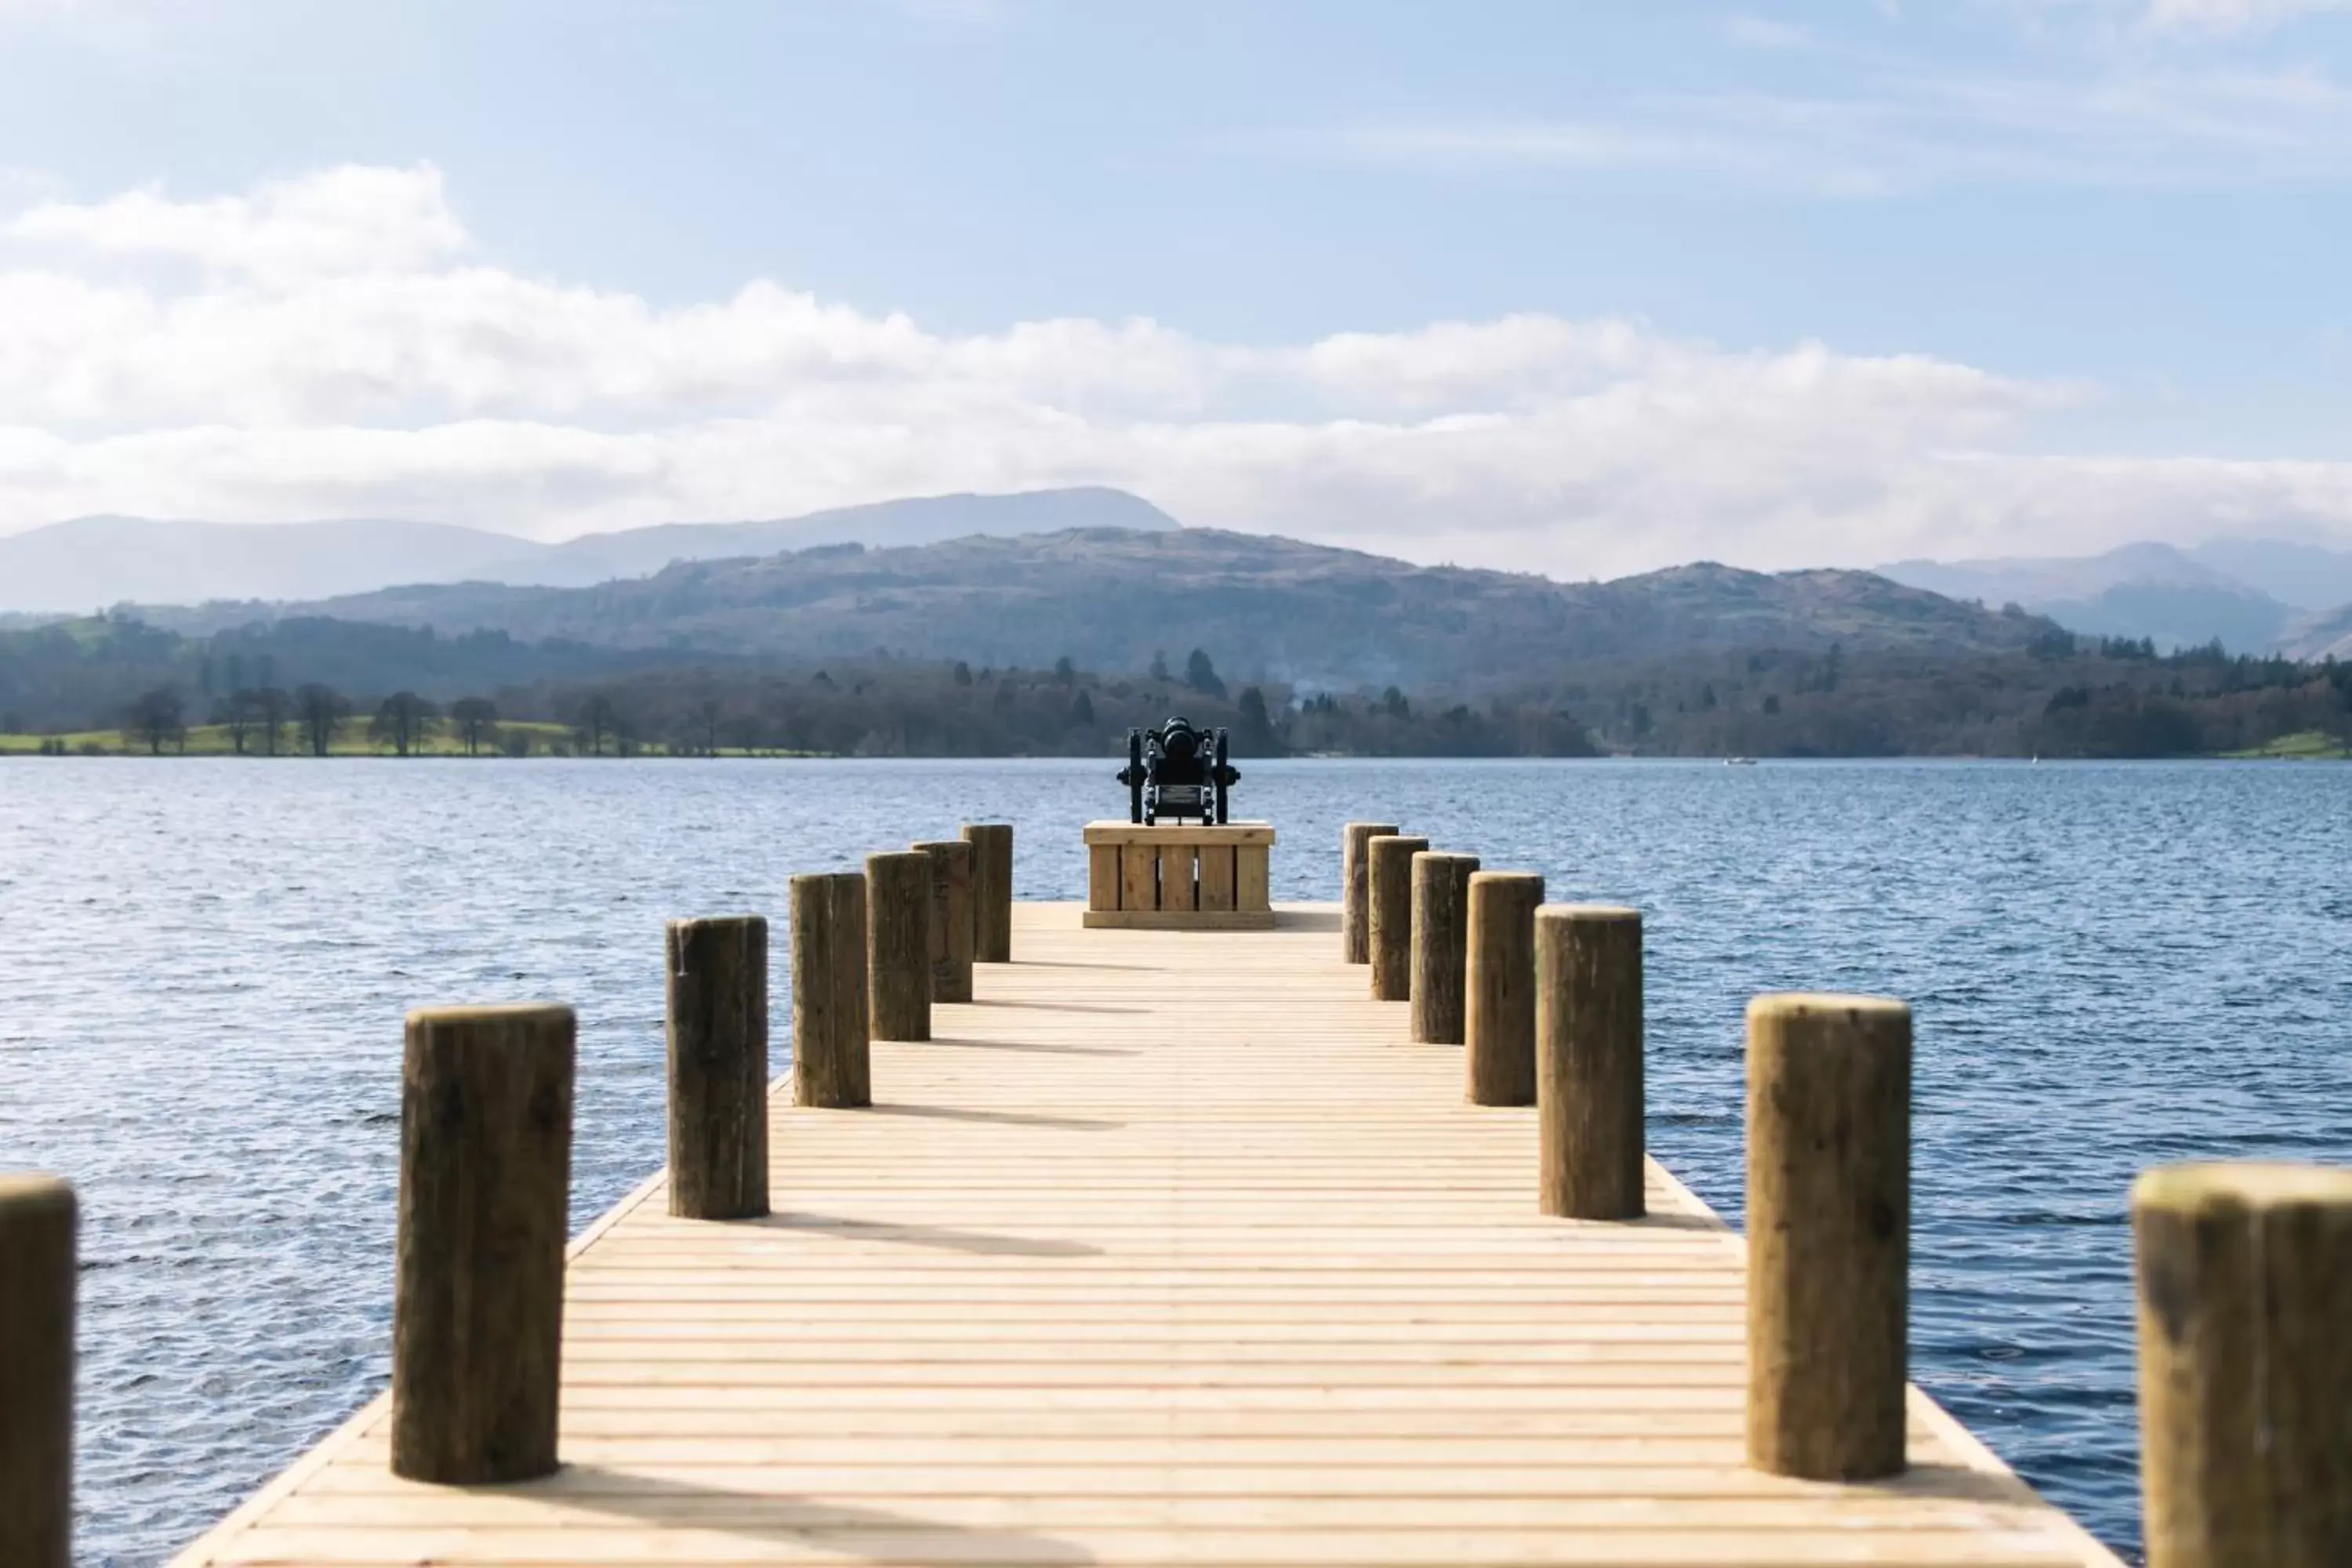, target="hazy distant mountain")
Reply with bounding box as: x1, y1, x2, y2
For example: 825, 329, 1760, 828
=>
499, 487, 1177, 586
2183, 538, 2352, 614
2275, 602, 2352, 662
1878, 542, 2296, 654
0, 517, 529, 615
140, 526, 2058, 691
0, 488, 1178, 613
